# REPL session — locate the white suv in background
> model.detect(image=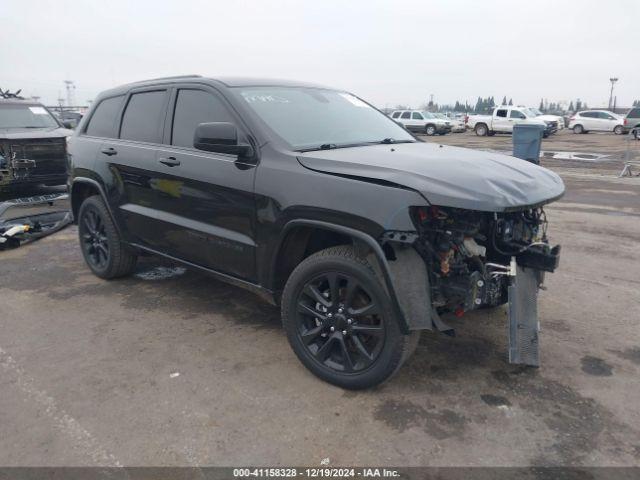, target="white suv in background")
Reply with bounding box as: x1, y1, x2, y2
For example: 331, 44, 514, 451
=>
390, 110, 452, 135
569, 110, 625, 134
